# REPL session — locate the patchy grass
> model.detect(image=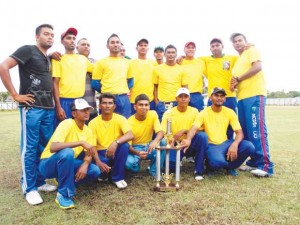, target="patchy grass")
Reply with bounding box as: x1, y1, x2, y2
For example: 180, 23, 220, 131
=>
0, 107, 300, 225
